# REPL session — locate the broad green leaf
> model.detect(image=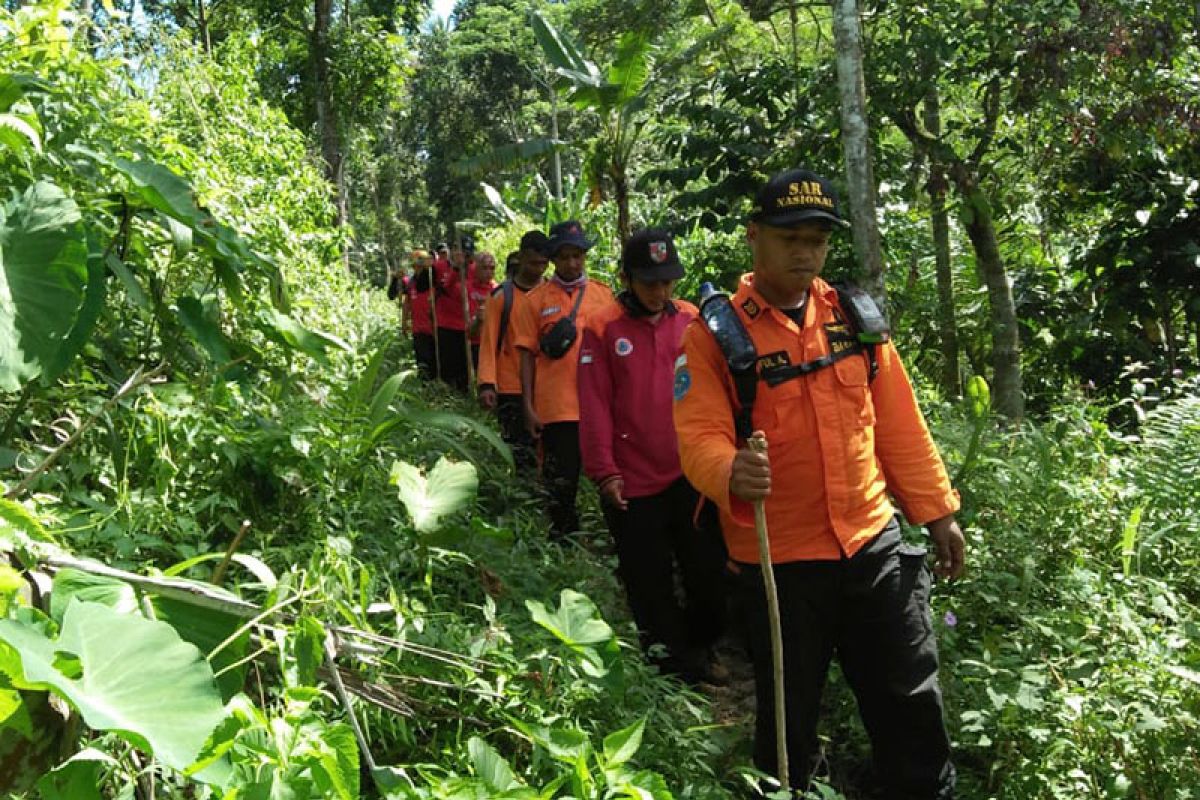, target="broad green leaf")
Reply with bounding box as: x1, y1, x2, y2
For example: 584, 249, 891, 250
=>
41, 242, 107, 382
289, 616, 325, 688
0, 112, 41, 154
312, 722, 360, 800
602, 718, 645, 767
160, 212, 194, 255
607, 31, 652, 107
390, 457, 478, 534
258, 309, 350, 365
530, 11, 593, 77
469, 736, 521, 791
0, 600, 225, 771
0, 181, 88, 391
49, 569, 138, 622
110, 156, 205, 225
150, 593, 249, 702
177, 295, 233, 364
349, 344, 389, 410
0, 74, 51, 114
35, 748, 117, 800
0, 498, 50, 542
105, 253, 151, 311
527, 589, 615, 649
368, 373, 405, 429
